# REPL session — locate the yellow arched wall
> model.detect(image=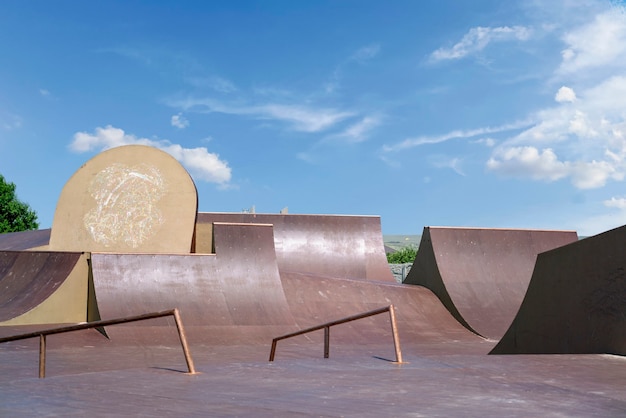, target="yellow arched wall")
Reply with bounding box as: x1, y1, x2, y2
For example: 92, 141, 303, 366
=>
49, 145, 198, 253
